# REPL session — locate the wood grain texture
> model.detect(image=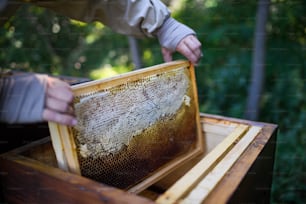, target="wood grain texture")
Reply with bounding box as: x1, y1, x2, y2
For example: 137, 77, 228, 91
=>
198, 113, 278, 204
156, 124, 249, 204
181, 126, 262, 203
0, 154, 154, 204
203, 121, 278, 204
